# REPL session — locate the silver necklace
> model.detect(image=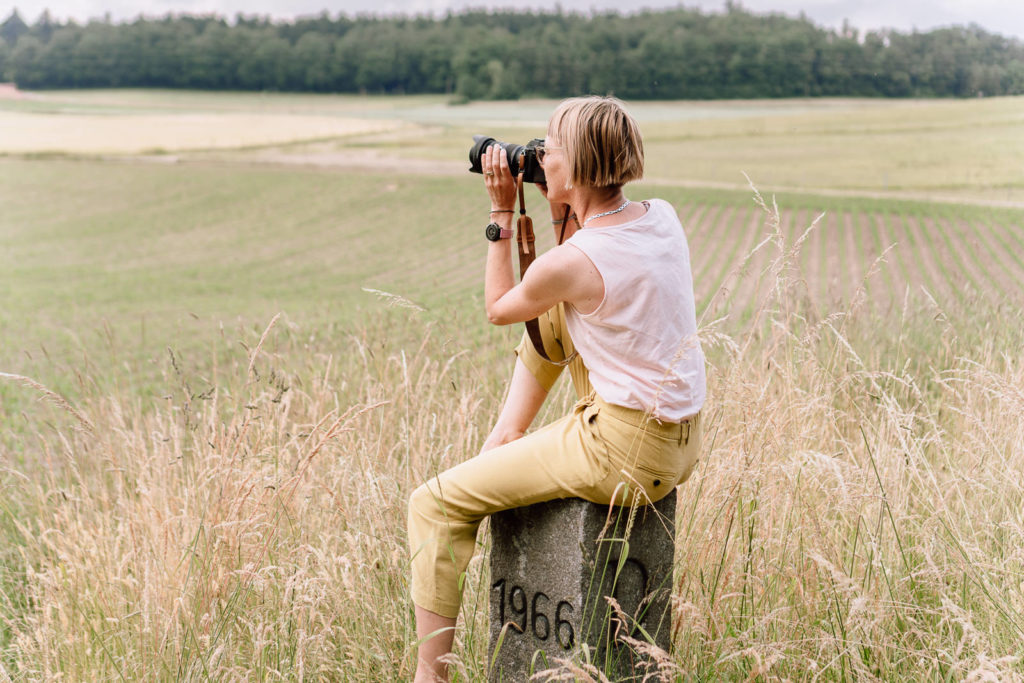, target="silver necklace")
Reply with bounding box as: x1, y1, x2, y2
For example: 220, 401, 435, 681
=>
583, 199, 630, 226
